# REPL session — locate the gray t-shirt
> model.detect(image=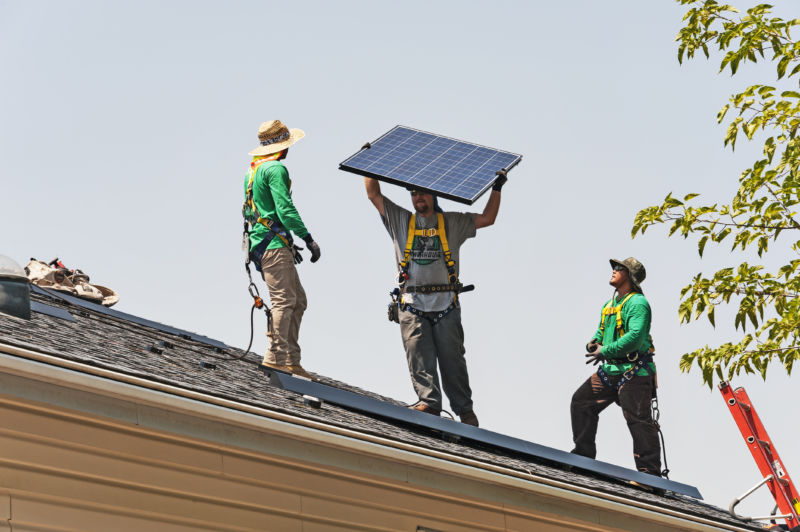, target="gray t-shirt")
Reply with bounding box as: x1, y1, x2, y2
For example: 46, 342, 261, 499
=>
382, 196, 477, 312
